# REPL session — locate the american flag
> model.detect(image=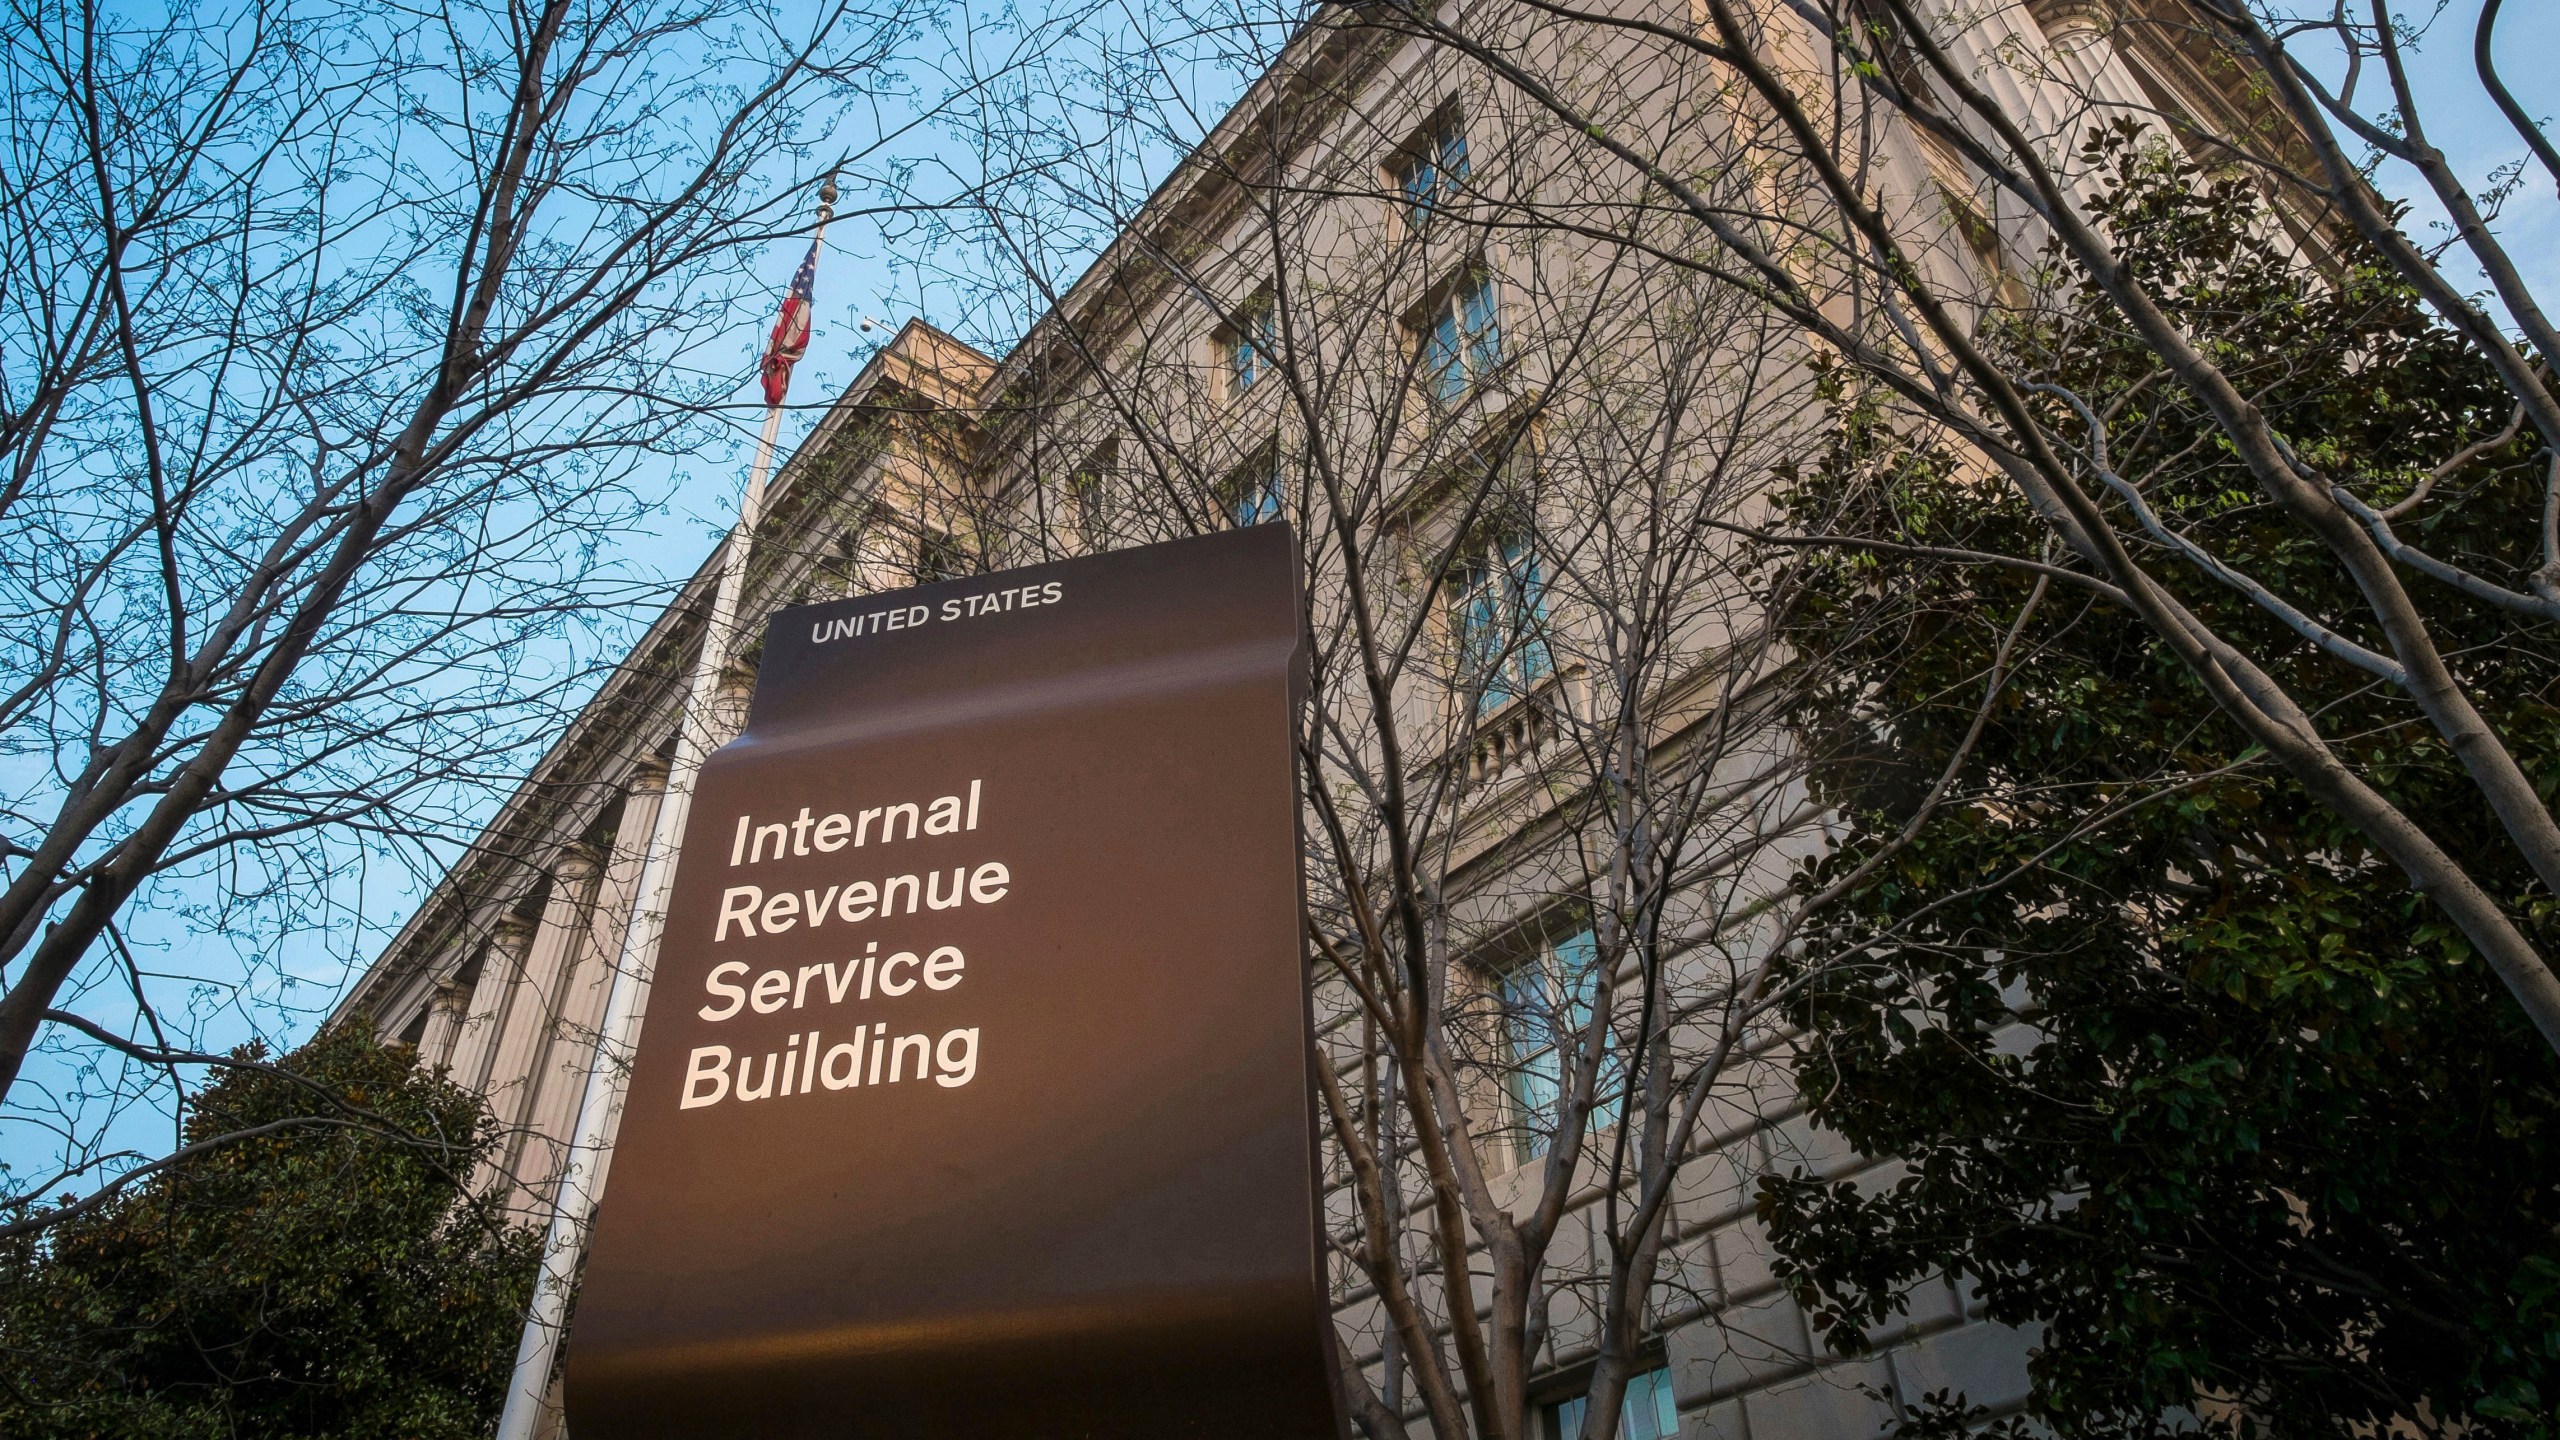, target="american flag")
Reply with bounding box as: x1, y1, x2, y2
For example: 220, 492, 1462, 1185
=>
759, 238, 823, 406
